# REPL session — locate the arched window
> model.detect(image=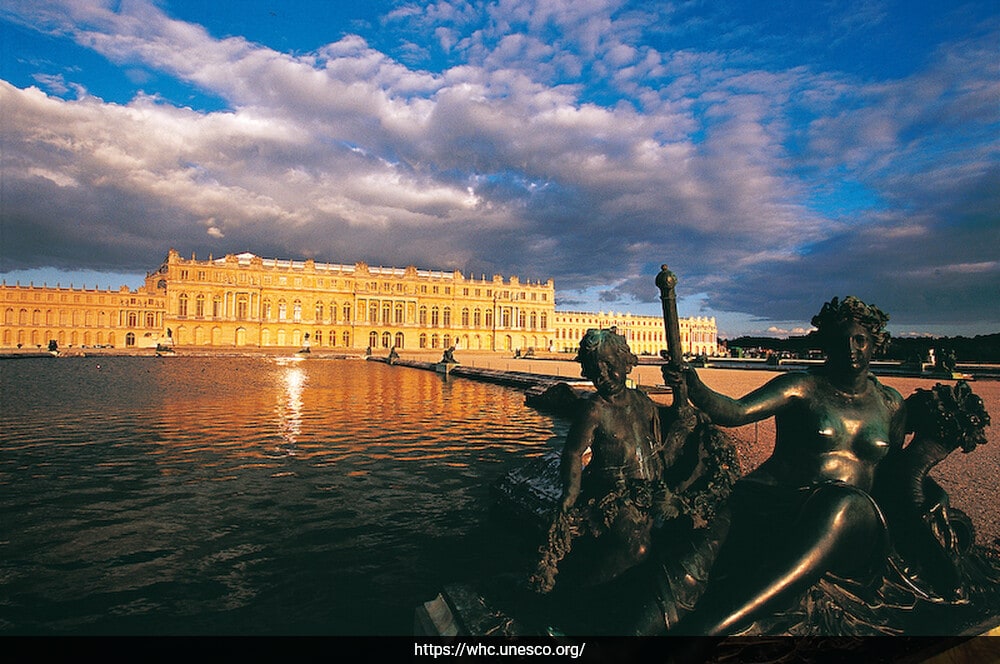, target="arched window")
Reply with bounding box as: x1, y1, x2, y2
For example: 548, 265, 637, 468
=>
419, 306, 428, 325
382, 302, 391, 324
529, 312, 537, 329
369, 301, 379, 324
540, 313, 547, 329
125, 332, 136, 347
178, 294, 188, 317
484, 309, 493, 328
419, 333, 427, 348
146, 312, 156, 328
431, 307, 439, 327
195, 294, 205, 317
293, 300, 302, 322
381, 331, 391, 348
473, 308, 481, 327
342, 330, 350, 347
314, 330, 322, 346
278, 300, 287, 321
394, 303, 404, 324
263, 300, 272, 321
443, 307, 451, 327
342, 303, 351, 322
461, 308, 470, 326
315, 302, 324, 322
369, 331, 378, 348
431, 333, 440, 348
394, 332, 404, 349
213, 295, 222, 318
